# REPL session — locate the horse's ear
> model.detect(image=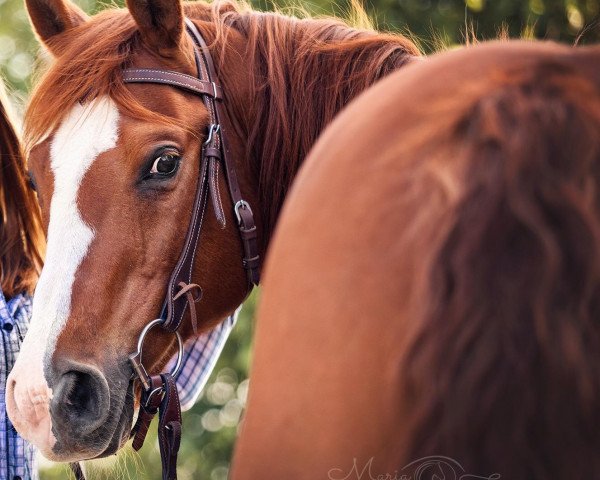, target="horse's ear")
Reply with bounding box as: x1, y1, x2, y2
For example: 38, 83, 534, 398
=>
126, 0, 184, 56
26, 0, 89, 55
